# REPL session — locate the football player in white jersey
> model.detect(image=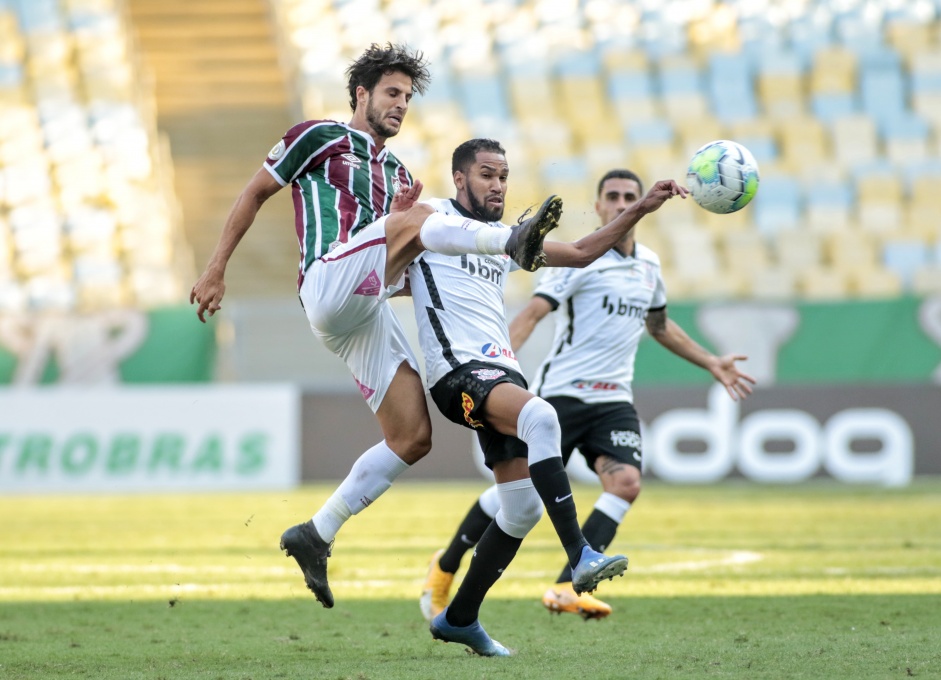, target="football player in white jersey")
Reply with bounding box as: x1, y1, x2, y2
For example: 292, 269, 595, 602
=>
190, 45, 563, 611
421, 169, 757, 623
407, 140, 688, 655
